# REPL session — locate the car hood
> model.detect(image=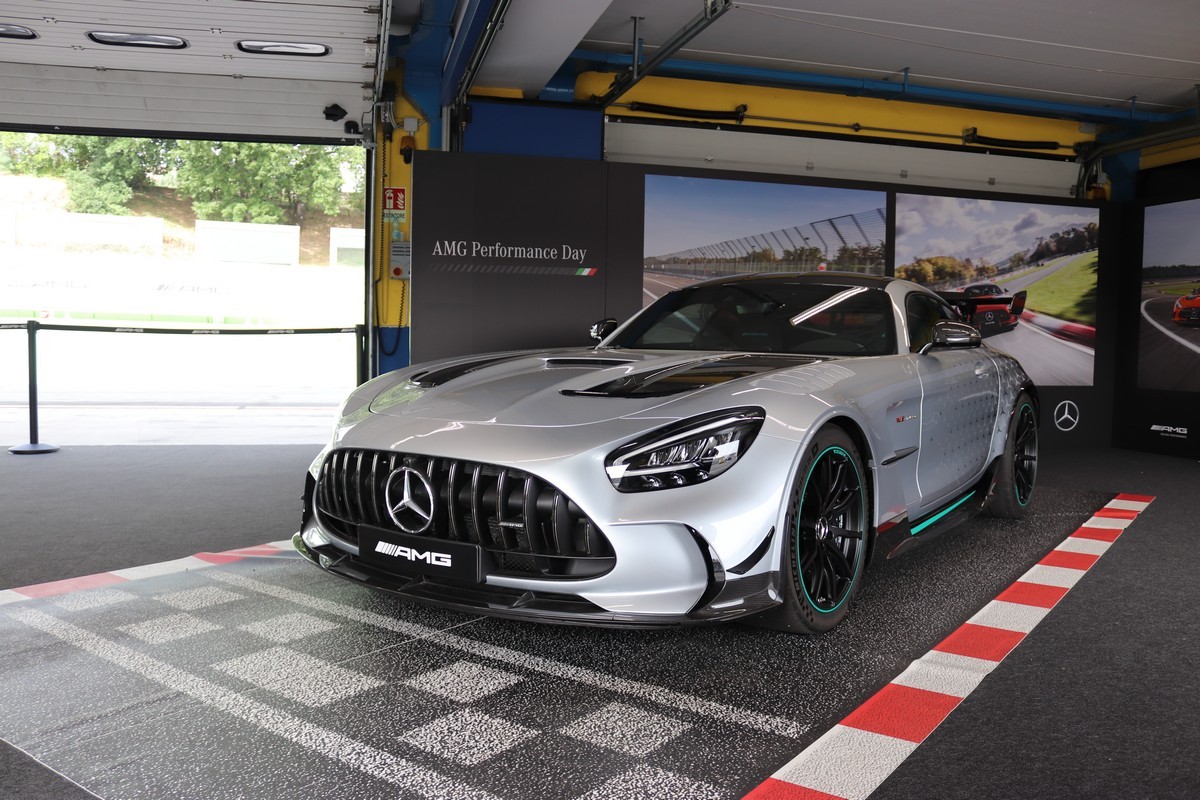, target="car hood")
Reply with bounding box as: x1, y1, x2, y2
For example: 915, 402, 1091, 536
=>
367, 349, 823, 426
